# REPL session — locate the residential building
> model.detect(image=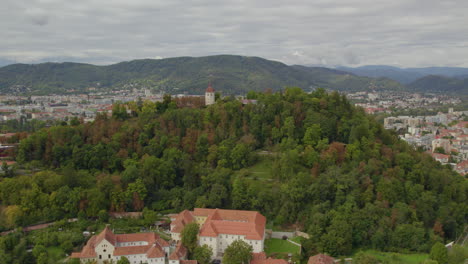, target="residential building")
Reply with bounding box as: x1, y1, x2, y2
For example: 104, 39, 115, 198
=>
71, 226, 171, 264
432, 138, 451, 154
171, 208, 266, 258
